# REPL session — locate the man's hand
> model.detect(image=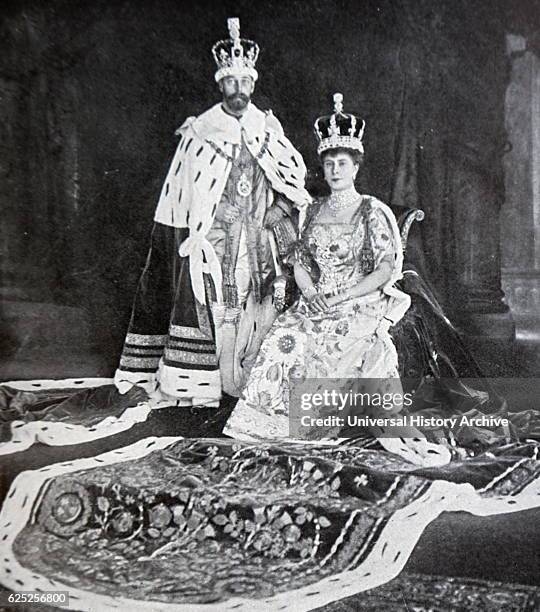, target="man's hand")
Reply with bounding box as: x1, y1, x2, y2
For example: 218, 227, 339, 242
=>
214, 196, 241, 224
264, 205, 286, 229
